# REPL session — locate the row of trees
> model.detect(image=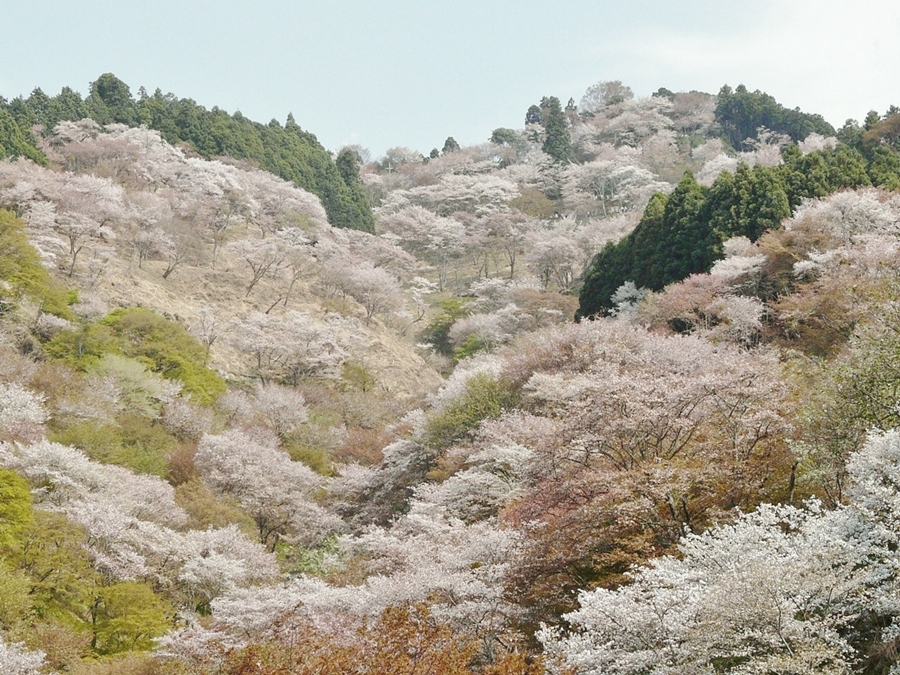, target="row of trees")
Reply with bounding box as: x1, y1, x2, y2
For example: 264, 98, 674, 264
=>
577, 140, 888, 317
0, 74, 374, 231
